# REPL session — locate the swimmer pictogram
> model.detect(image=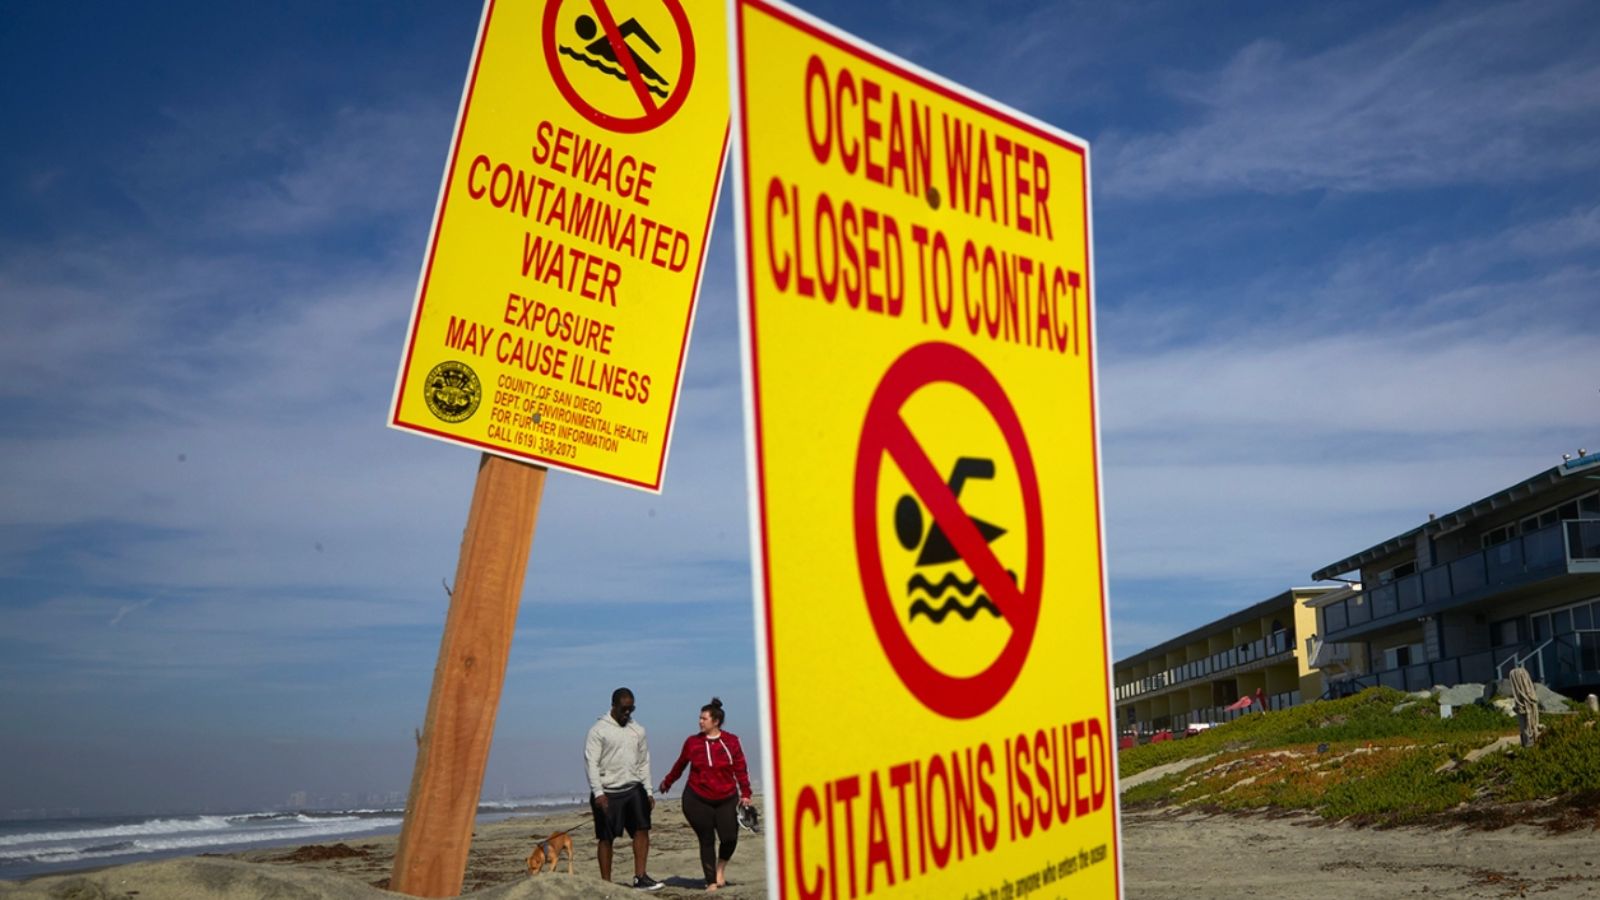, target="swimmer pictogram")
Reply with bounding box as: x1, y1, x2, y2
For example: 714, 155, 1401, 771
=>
562, 14, 670, 98
542, 0, 697, 133
853, 342, 1044, 719
896, 458, 1015, 623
